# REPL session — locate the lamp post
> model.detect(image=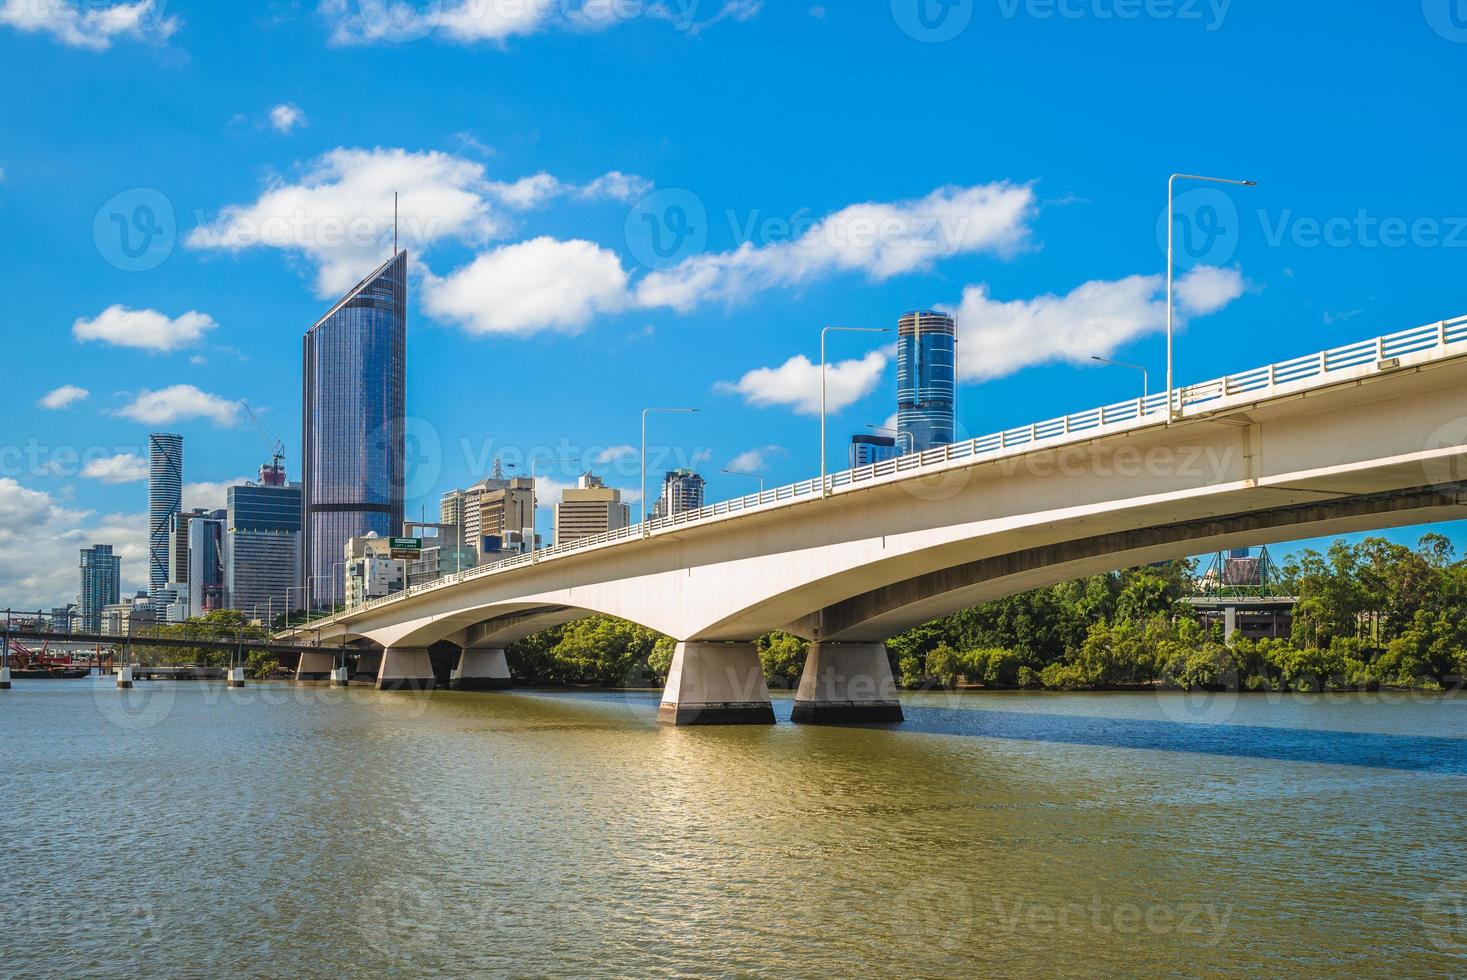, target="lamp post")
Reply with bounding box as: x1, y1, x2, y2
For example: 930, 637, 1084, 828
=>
529, 455, 580, 556
1090, 355, 1150, 402
330, 562, 347, 614
865, 424, 915, 455
722, 468, 765, 494
285, 586, 304, 629
641, 408, 699, 530
1167, 173, 1257, 422
822, 326, 891, 495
